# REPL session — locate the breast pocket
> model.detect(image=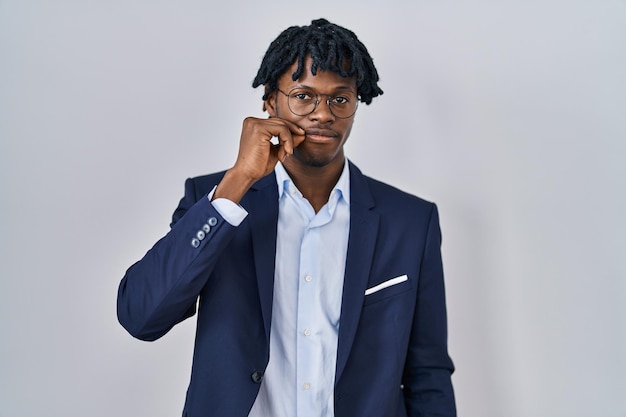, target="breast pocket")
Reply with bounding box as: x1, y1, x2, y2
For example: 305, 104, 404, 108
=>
363, 274, 412, 306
